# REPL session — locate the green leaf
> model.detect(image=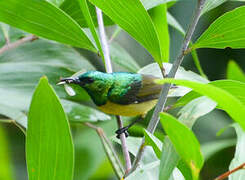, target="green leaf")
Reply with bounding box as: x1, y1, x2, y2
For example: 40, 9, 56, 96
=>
157, 79, 245, 130
62, 99, 111, 123
88, 0, 162, 65
60, 0, 114, 28
110, 42, 140, 72
202, 139, 236, 161
26, 77, 74, 180
160, 112, 204, 180
77, 0, 104, 62
227, 60, 245, 83
174, 80, 245, 108
0, 125, 15, 180
0, 0, 96, 51
149, 4, 169, 62
144, 129, 163, 159
229, 124, 245, 179
192, 6, 245, 49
